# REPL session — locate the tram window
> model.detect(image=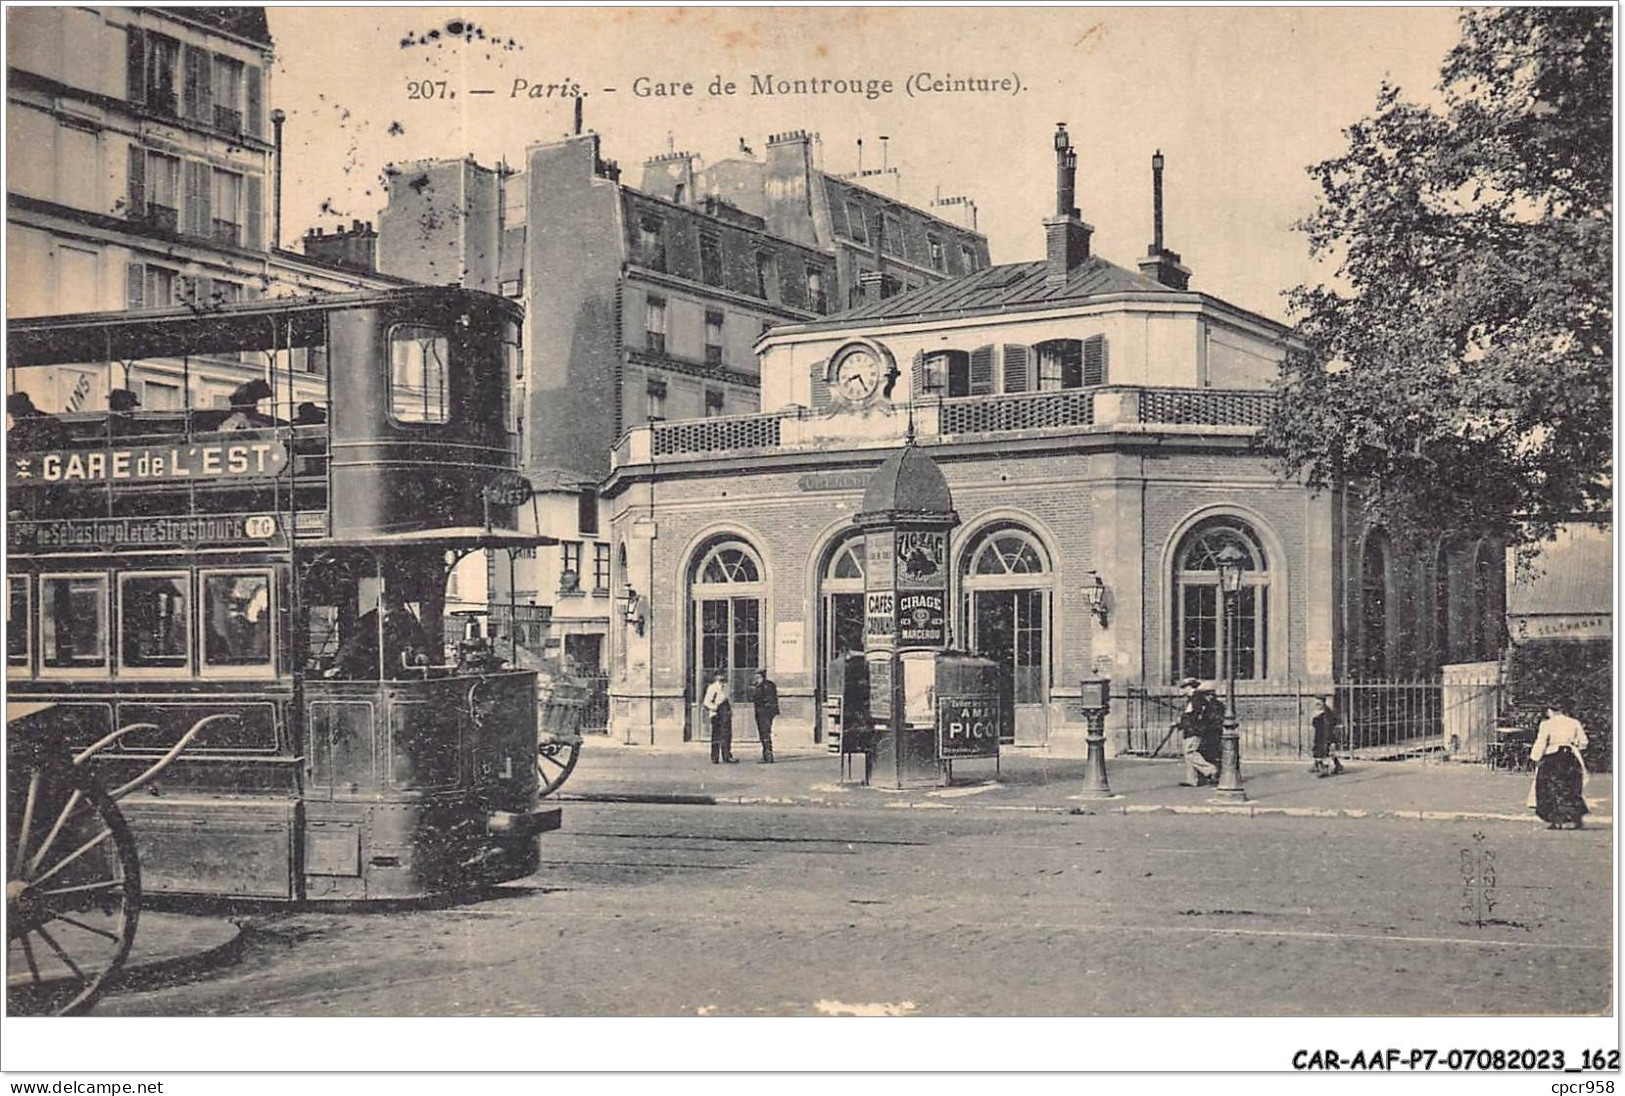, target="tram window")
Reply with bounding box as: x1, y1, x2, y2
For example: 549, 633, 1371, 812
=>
200, 571, 273, 673
40, 574, 109, 672
119, 573, 190, 671
389, 325, 450, 424
7, 577, 29, 670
